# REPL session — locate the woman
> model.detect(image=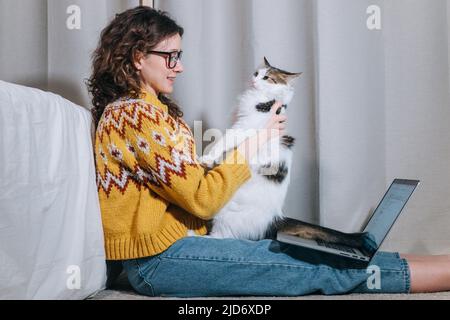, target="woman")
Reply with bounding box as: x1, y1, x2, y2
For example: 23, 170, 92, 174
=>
88, 6, 450, 297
